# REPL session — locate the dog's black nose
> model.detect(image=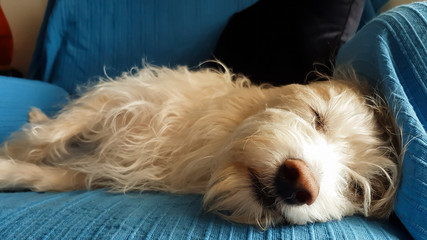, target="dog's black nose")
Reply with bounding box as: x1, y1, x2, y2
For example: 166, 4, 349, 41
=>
274, 159, 319, 205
